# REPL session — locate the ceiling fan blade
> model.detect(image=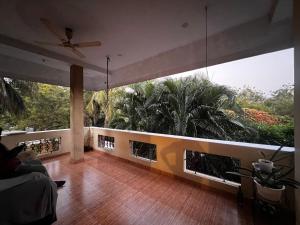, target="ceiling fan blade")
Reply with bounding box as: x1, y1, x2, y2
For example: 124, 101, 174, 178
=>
34, 41, 62, 47
70, 47, 85, 58
73, 41, 101, 48
40, 18, 66, 42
